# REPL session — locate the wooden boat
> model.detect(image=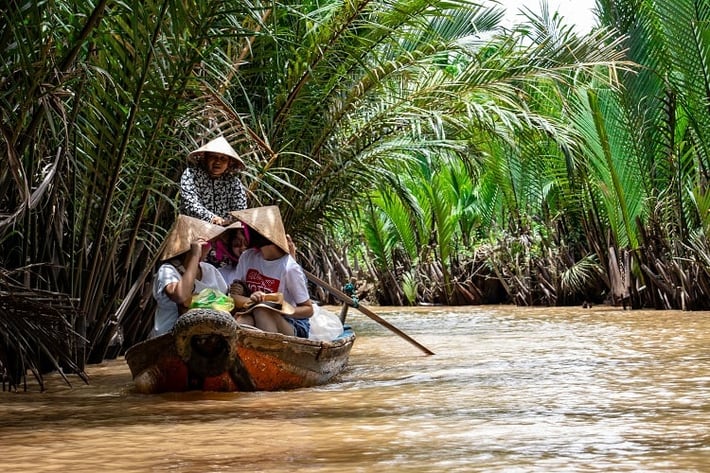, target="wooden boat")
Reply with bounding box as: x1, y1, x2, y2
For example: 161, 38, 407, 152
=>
125, 308, 355, 393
